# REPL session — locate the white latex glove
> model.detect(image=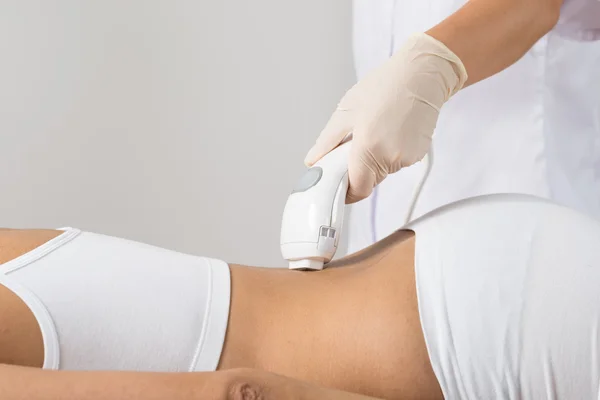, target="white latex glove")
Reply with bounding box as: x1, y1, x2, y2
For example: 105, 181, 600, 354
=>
304, 32, 468, 203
